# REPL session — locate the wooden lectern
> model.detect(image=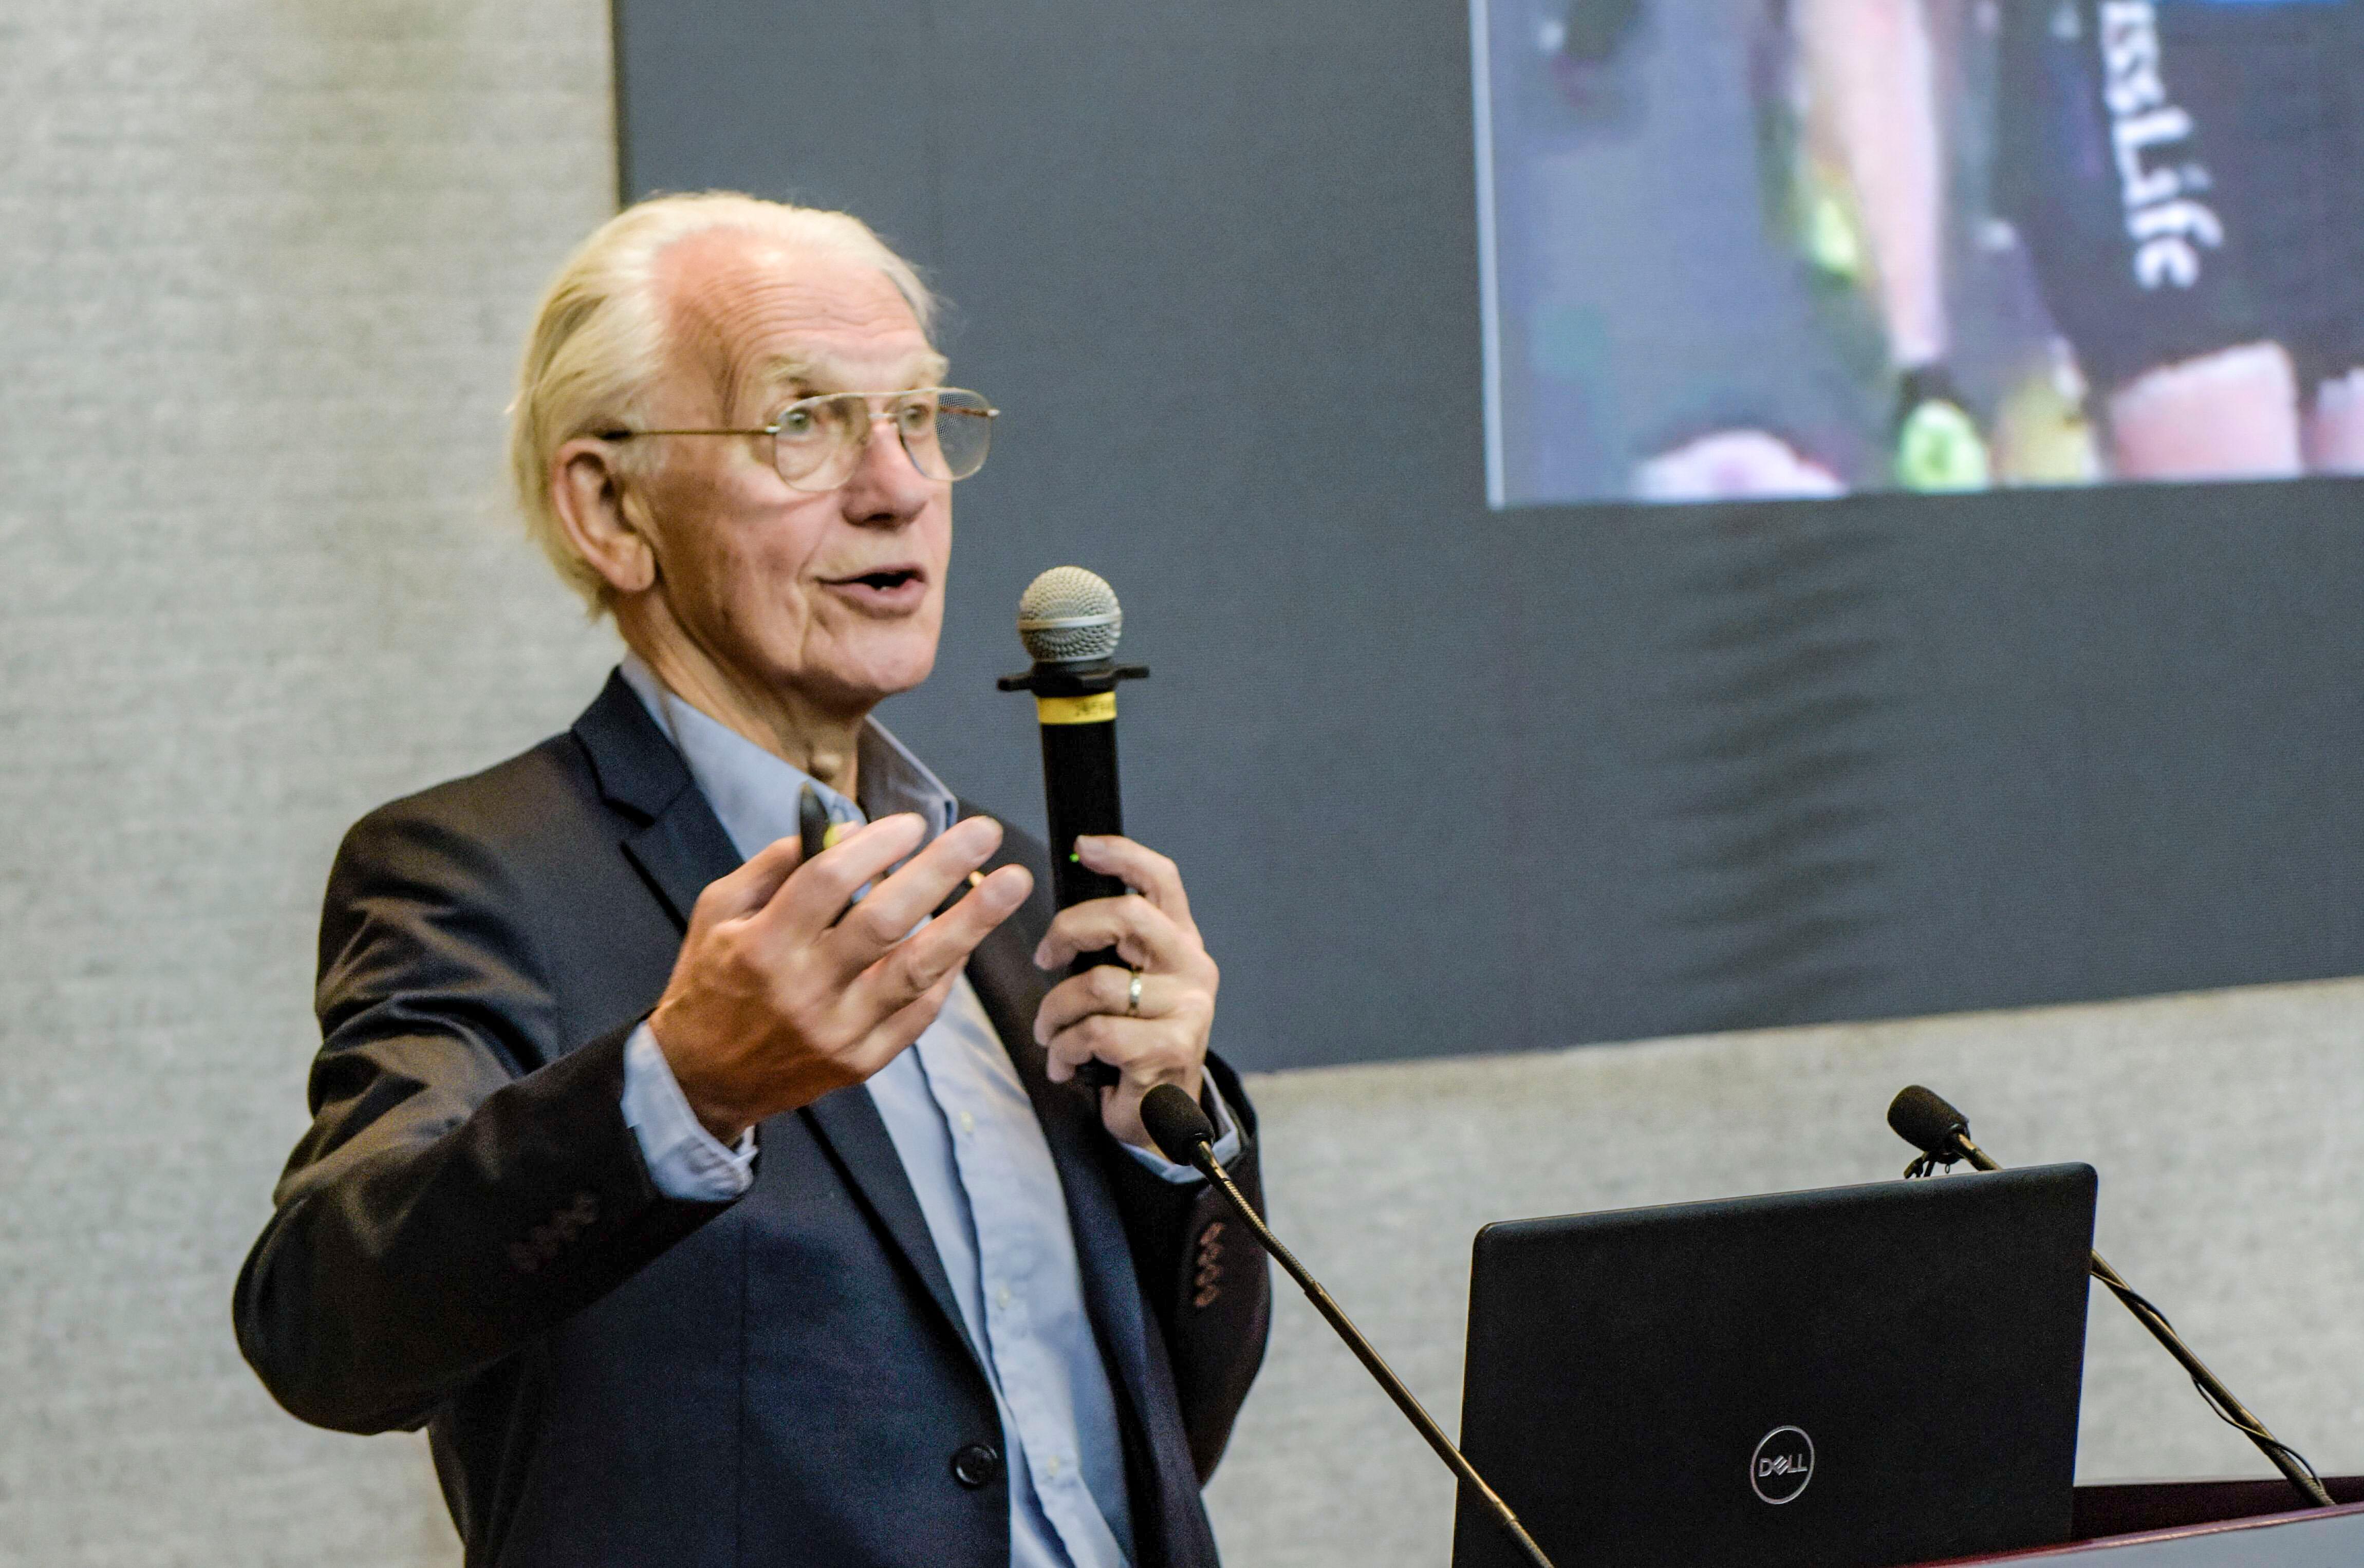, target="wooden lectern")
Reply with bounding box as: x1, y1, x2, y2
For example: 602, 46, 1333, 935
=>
1923, 1478, 2364, 1564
